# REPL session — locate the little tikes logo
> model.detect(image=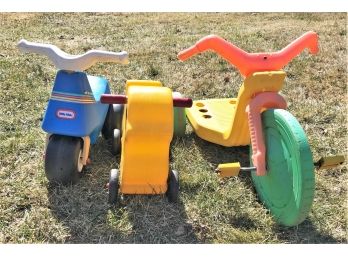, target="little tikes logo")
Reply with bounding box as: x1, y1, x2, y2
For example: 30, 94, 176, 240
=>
56, 109, 76, 120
